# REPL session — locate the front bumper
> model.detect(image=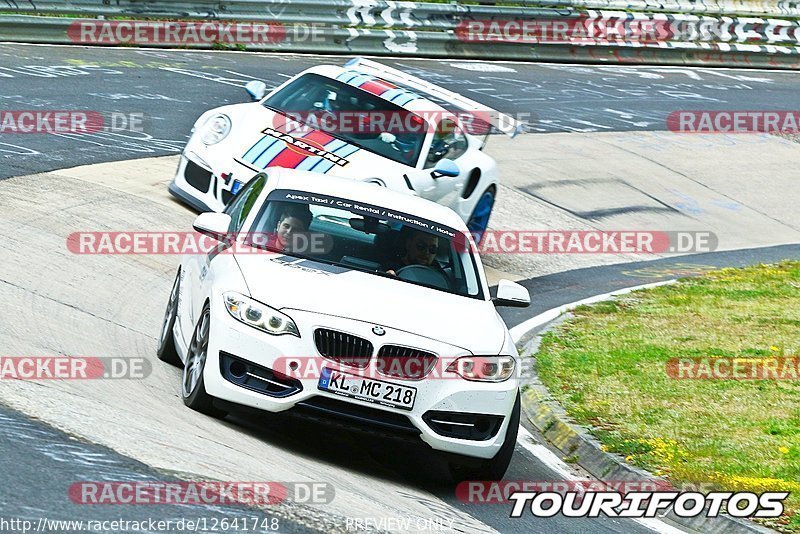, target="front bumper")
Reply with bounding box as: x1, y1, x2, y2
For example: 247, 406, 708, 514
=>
202, 301, 519, 460
169, 150, 258, 213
